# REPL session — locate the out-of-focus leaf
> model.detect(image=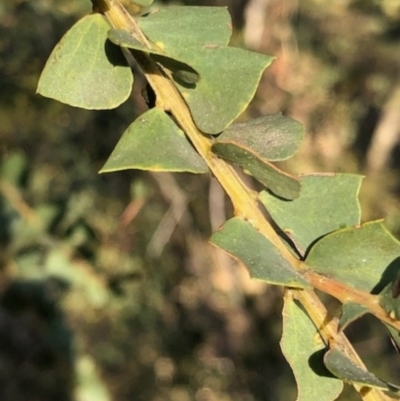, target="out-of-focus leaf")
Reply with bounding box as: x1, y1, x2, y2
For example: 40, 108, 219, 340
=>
100, 108, 208, 174
281, 293, 343, 401
260, 174, 362, 252
1, 151, 27, 185
210, 217, 309, 288
324, 348, 400, 393
75, 355, 112, 401
37, 14, 133, 109
45, 248, 109, 307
